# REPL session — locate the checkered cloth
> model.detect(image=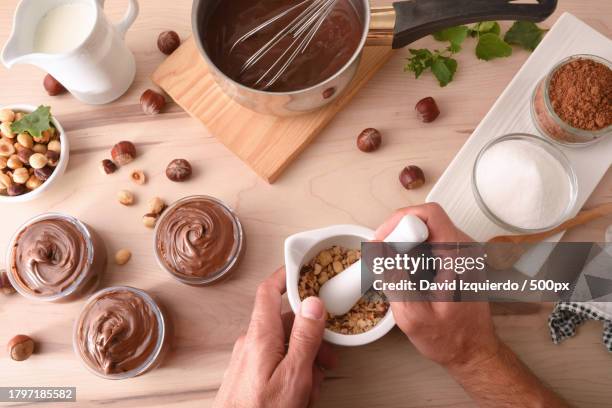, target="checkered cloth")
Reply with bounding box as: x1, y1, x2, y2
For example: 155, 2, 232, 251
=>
549, 302, 612, 352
